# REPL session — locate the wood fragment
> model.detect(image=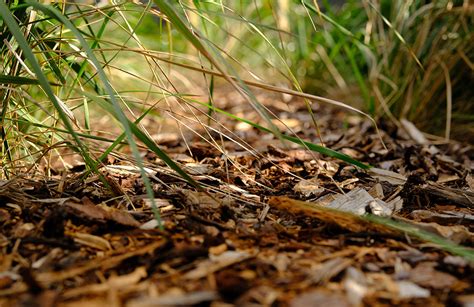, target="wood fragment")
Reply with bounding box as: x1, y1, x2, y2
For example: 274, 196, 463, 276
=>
268, 196, 398, 235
